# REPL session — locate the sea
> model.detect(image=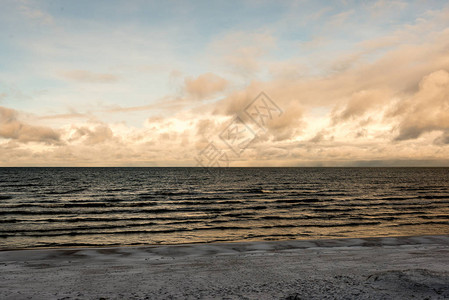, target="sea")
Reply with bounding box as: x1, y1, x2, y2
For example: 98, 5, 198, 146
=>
0, 167, 448, 249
